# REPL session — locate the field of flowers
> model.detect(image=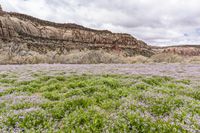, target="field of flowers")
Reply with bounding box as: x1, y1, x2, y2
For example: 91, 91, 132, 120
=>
0, 69, 199, 132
